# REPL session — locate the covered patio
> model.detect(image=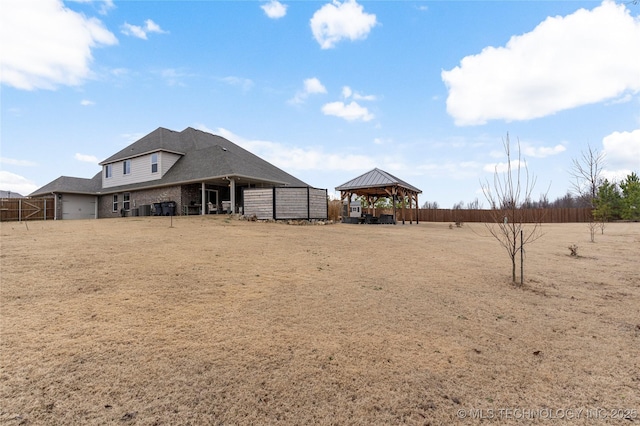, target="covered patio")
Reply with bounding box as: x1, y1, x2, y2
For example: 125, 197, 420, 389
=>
336, 168, 422, 224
